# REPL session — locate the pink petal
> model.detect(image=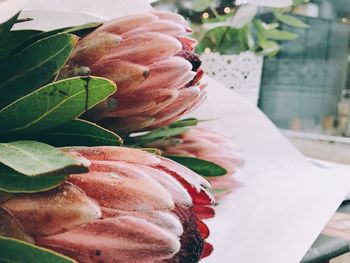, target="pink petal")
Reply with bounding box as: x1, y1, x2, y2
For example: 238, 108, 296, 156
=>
2, 182, 101, 237
36, 217, 180, 263
197, 219, 210, 239
68, 160, 174, 211
131, 163, 192, 207
105, 32, 182, 65
101, 208, 183, 237
122, 20, 187, 38
69, 32, 121, 66
157, 156, 211, 191
178, 37, 198, 51
152, 10, 192, 32
108, 89, 179, 117
90, 58, 149, 95
208, 176, 243, 192
137, 56, 195, 91
96, 14, 159, 35
149, 86, 202, 128
192, 205, 215, 220
201, 242, 214, 259
65, 147, 161, 166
